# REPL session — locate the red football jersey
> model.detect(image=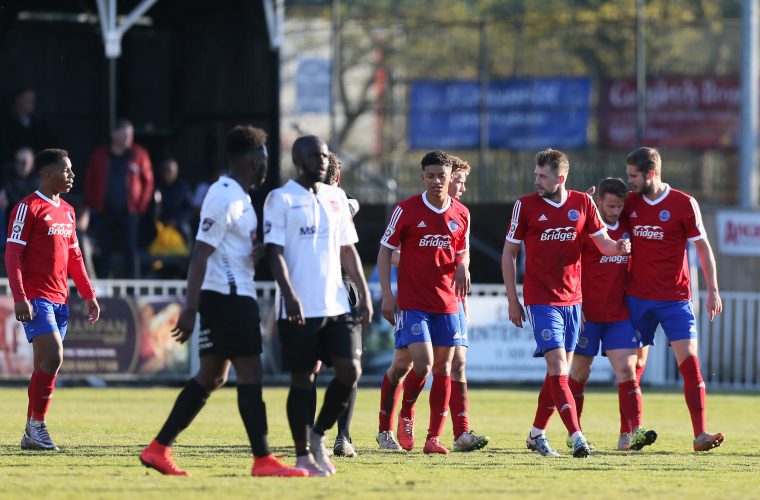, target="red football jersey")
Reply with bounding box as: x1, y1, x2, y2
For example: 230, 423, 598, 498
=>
381, 193, 469, 314
624, 185, 705, 301
580, 220, 631, 322
506, 190, 606, 306
6, 191, 83, 303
